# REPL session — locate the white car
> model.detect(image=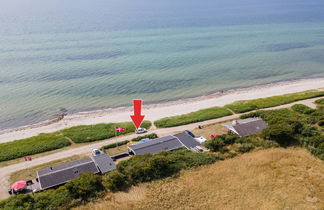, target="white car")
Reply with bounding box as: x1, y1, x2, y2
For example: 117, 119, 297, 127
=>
92, 149, 101, 156
194, 136, 207, 144
135, 128, 147, 134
